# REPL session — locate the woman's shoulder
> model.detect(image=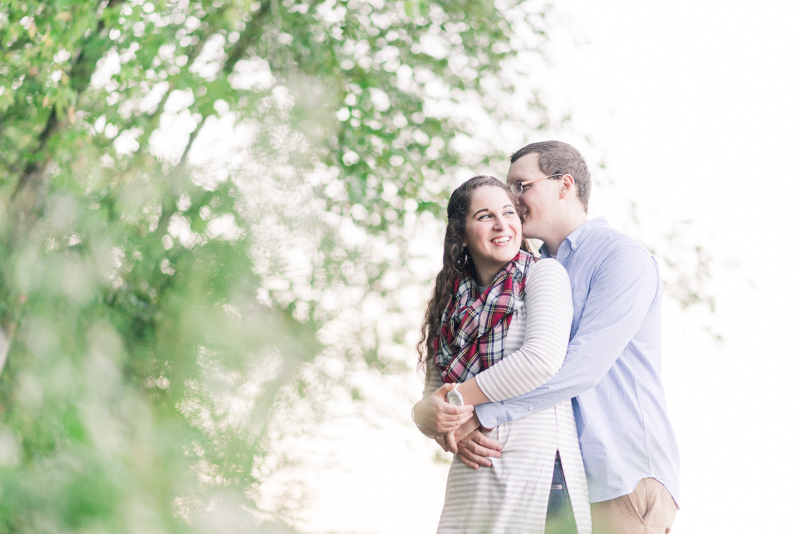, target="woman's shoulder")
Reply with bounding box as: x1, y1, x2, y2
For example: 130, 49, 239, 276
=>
527, 257, 568, 275
525, 257, 570, 287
